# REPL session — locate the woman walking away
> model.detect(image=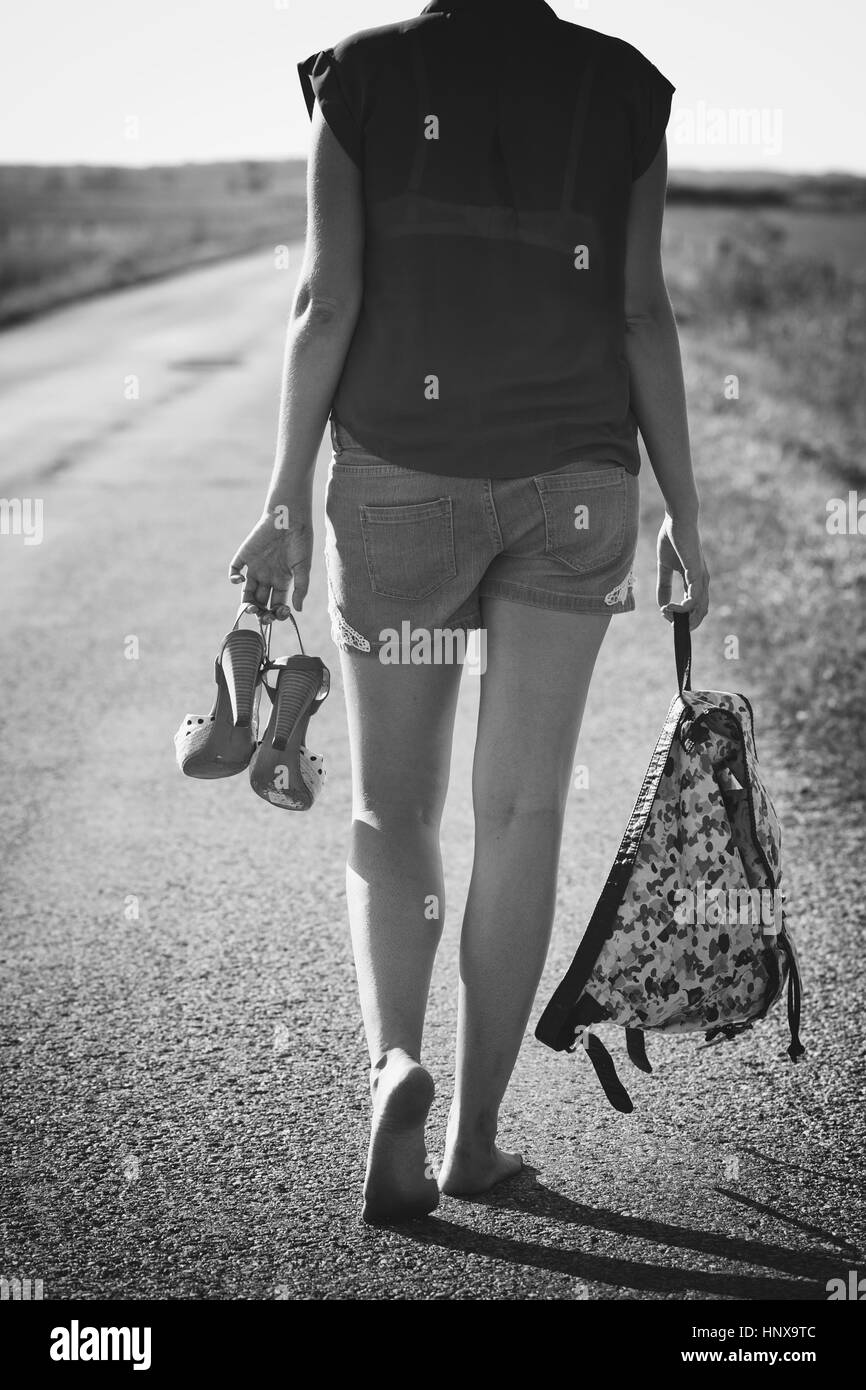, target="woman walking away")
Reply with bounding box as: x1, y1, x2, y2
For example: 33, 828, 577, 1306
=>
229, 0, 710, 1223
